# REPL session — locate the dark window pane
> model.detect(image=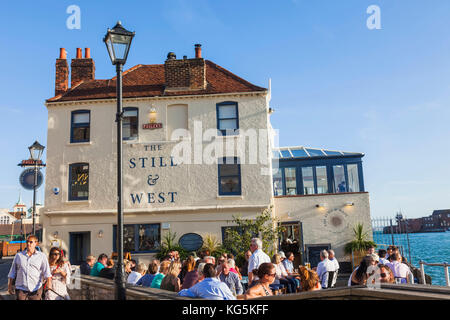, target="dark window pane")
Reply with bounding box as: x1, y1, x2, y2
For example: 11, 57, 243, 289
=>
220, 177, 240, 193
138, 224, 161, 251
72, 127, 90, 142
71, 111, 90, 143
220, 164, 239, 176
69, 164, 89, 200
123, 108, 138, 140
123, 225, 135, 253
